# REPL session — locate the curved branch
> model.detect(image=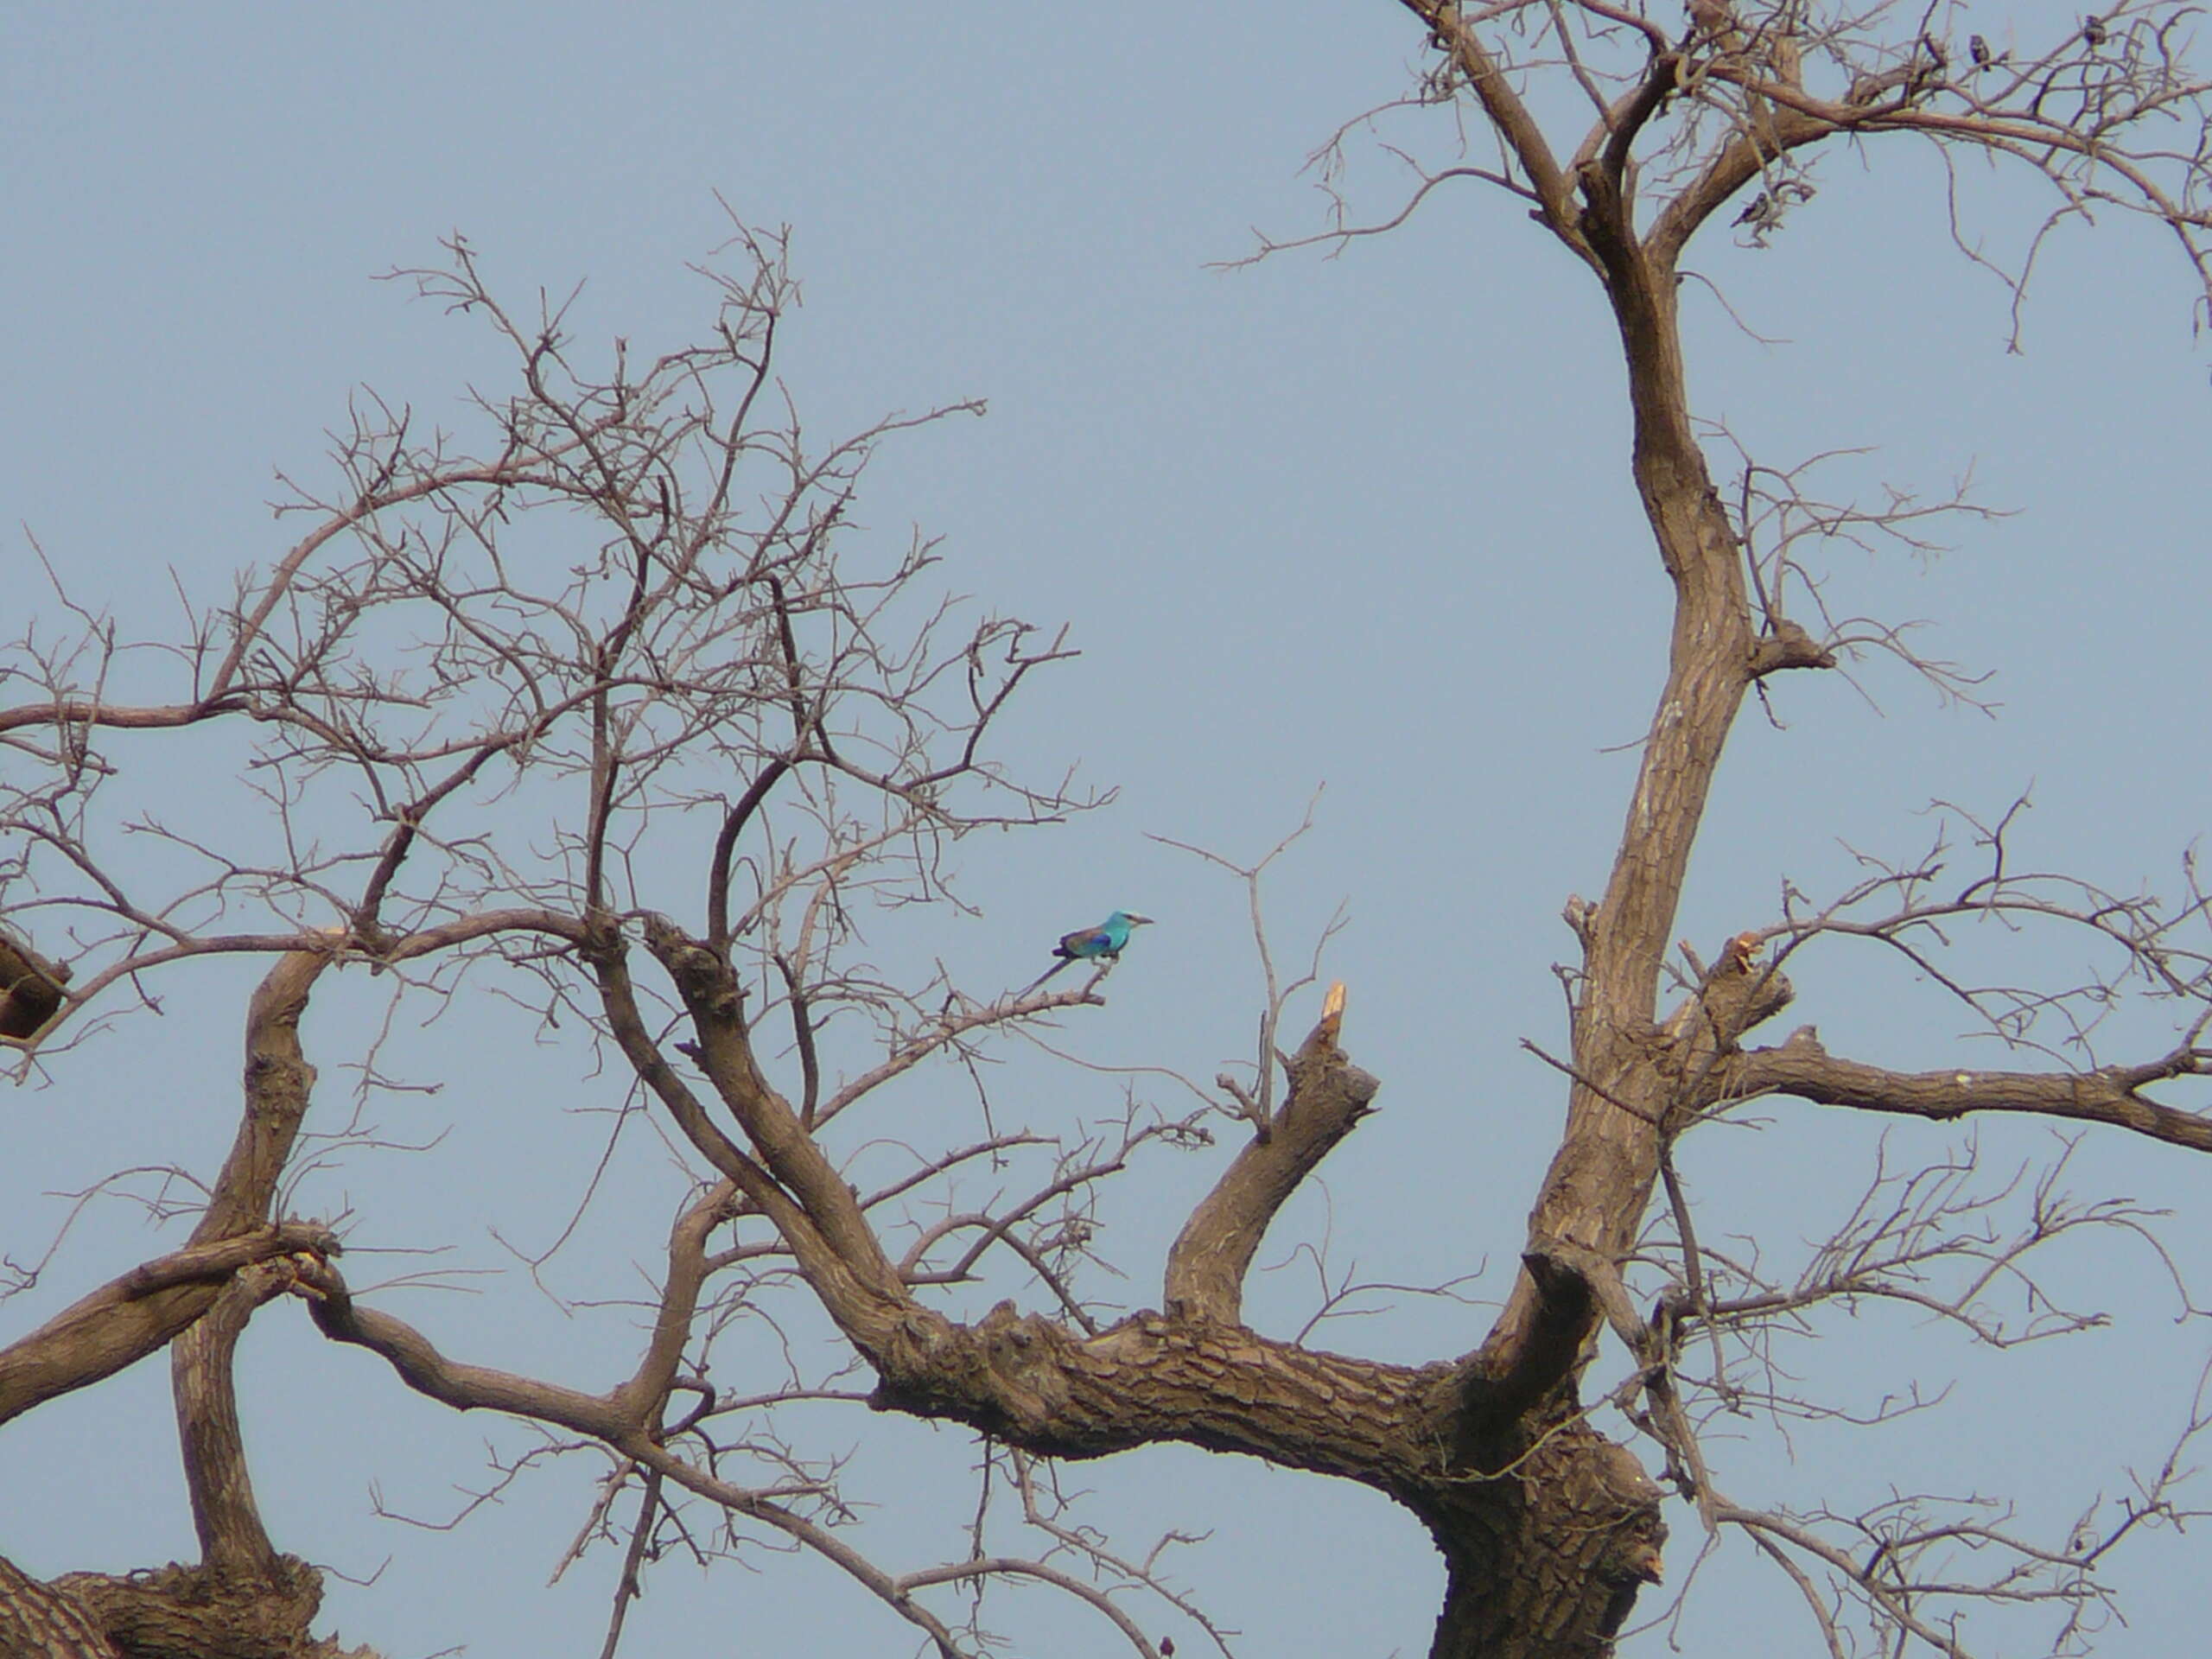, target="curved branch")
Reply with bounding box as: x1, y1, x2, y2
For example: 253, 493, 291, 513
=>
301, 1256, 639, 1438
639, 915, 909, 1308
1164, 988, 1380, 1324
1719, 1037, 2212, 1152
0, 1222, 339, 1427
171, 1262, 295, 1580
